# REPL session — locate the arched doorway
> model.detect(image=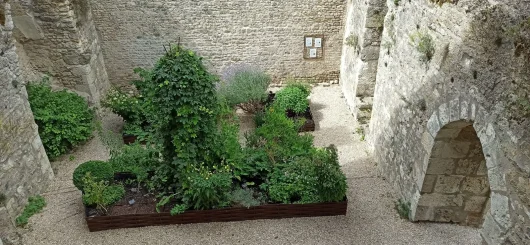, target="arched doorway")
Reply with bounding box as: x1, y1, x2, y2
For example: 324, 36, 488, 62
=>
415, 120, 490, 227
